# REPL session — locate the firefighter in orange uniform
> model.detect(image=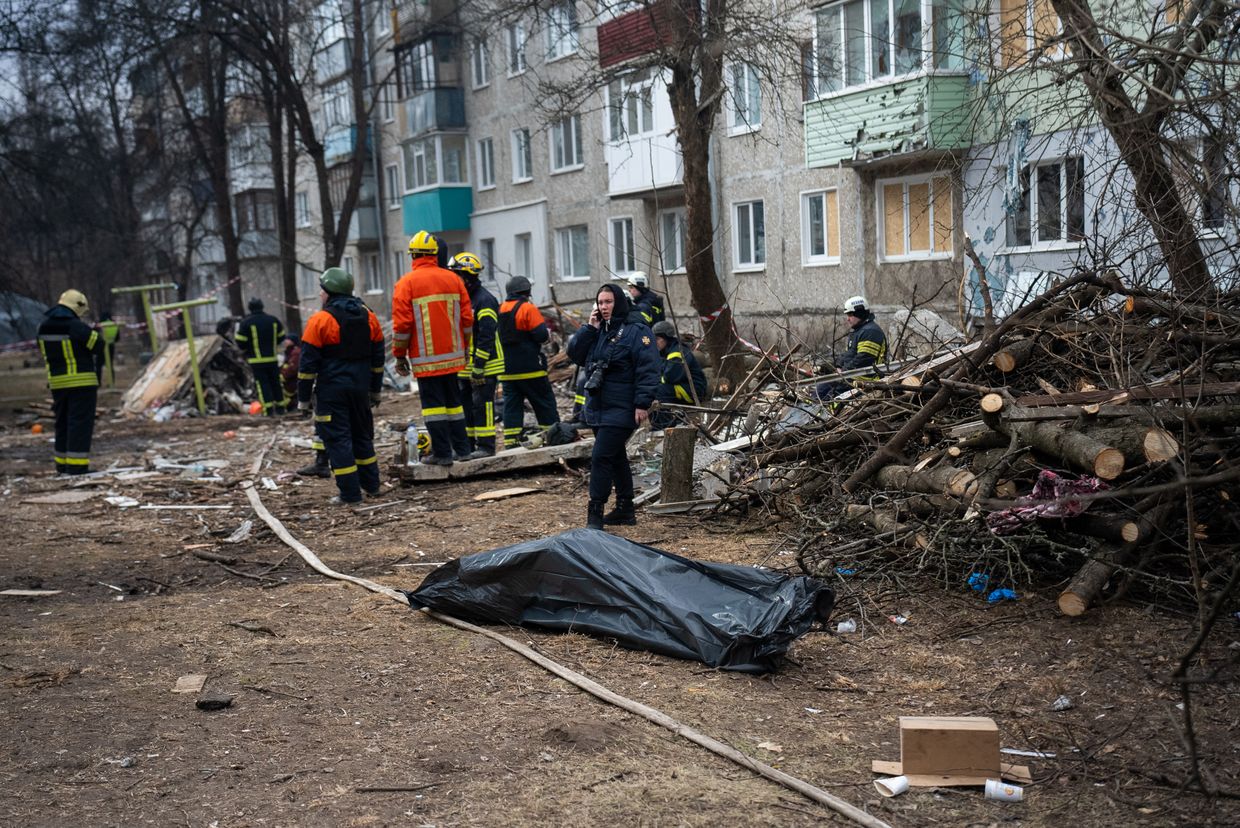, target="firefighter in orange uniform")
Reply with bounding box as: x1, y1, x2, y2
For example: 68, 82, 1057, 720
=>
391, 231, 474, 466
296, 267, 387, 505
